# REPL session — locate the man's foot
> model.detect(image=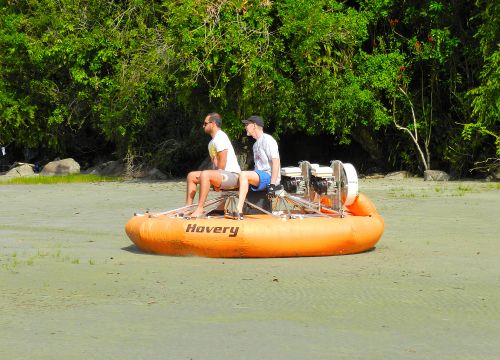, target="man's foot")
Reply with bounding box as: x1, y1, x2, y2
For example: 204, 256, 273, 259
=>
224, 211, 244, 220
186, 209, 205, 219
